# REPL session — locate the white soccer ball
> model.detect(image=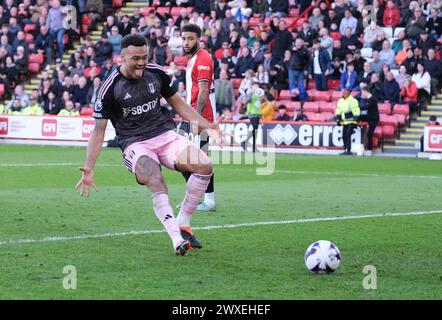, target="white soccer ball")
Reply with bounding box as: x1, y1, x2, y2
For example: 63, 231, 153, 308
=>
304, 240, 341, 273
